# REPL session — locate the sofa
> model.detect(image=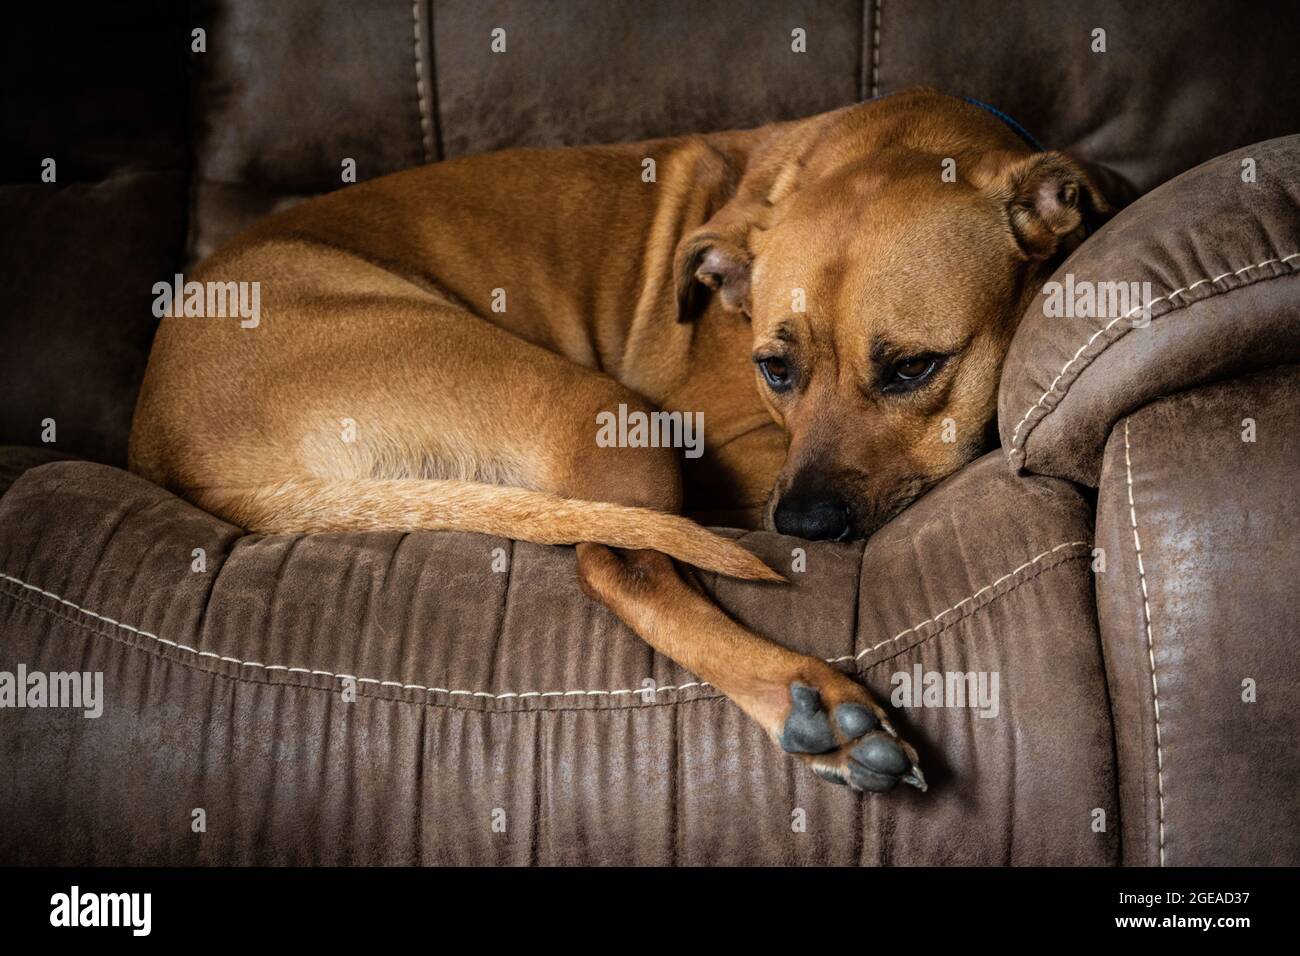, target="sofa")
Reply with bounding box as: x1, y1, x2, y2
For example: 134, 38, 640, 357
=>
1, 0, 1297, 866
